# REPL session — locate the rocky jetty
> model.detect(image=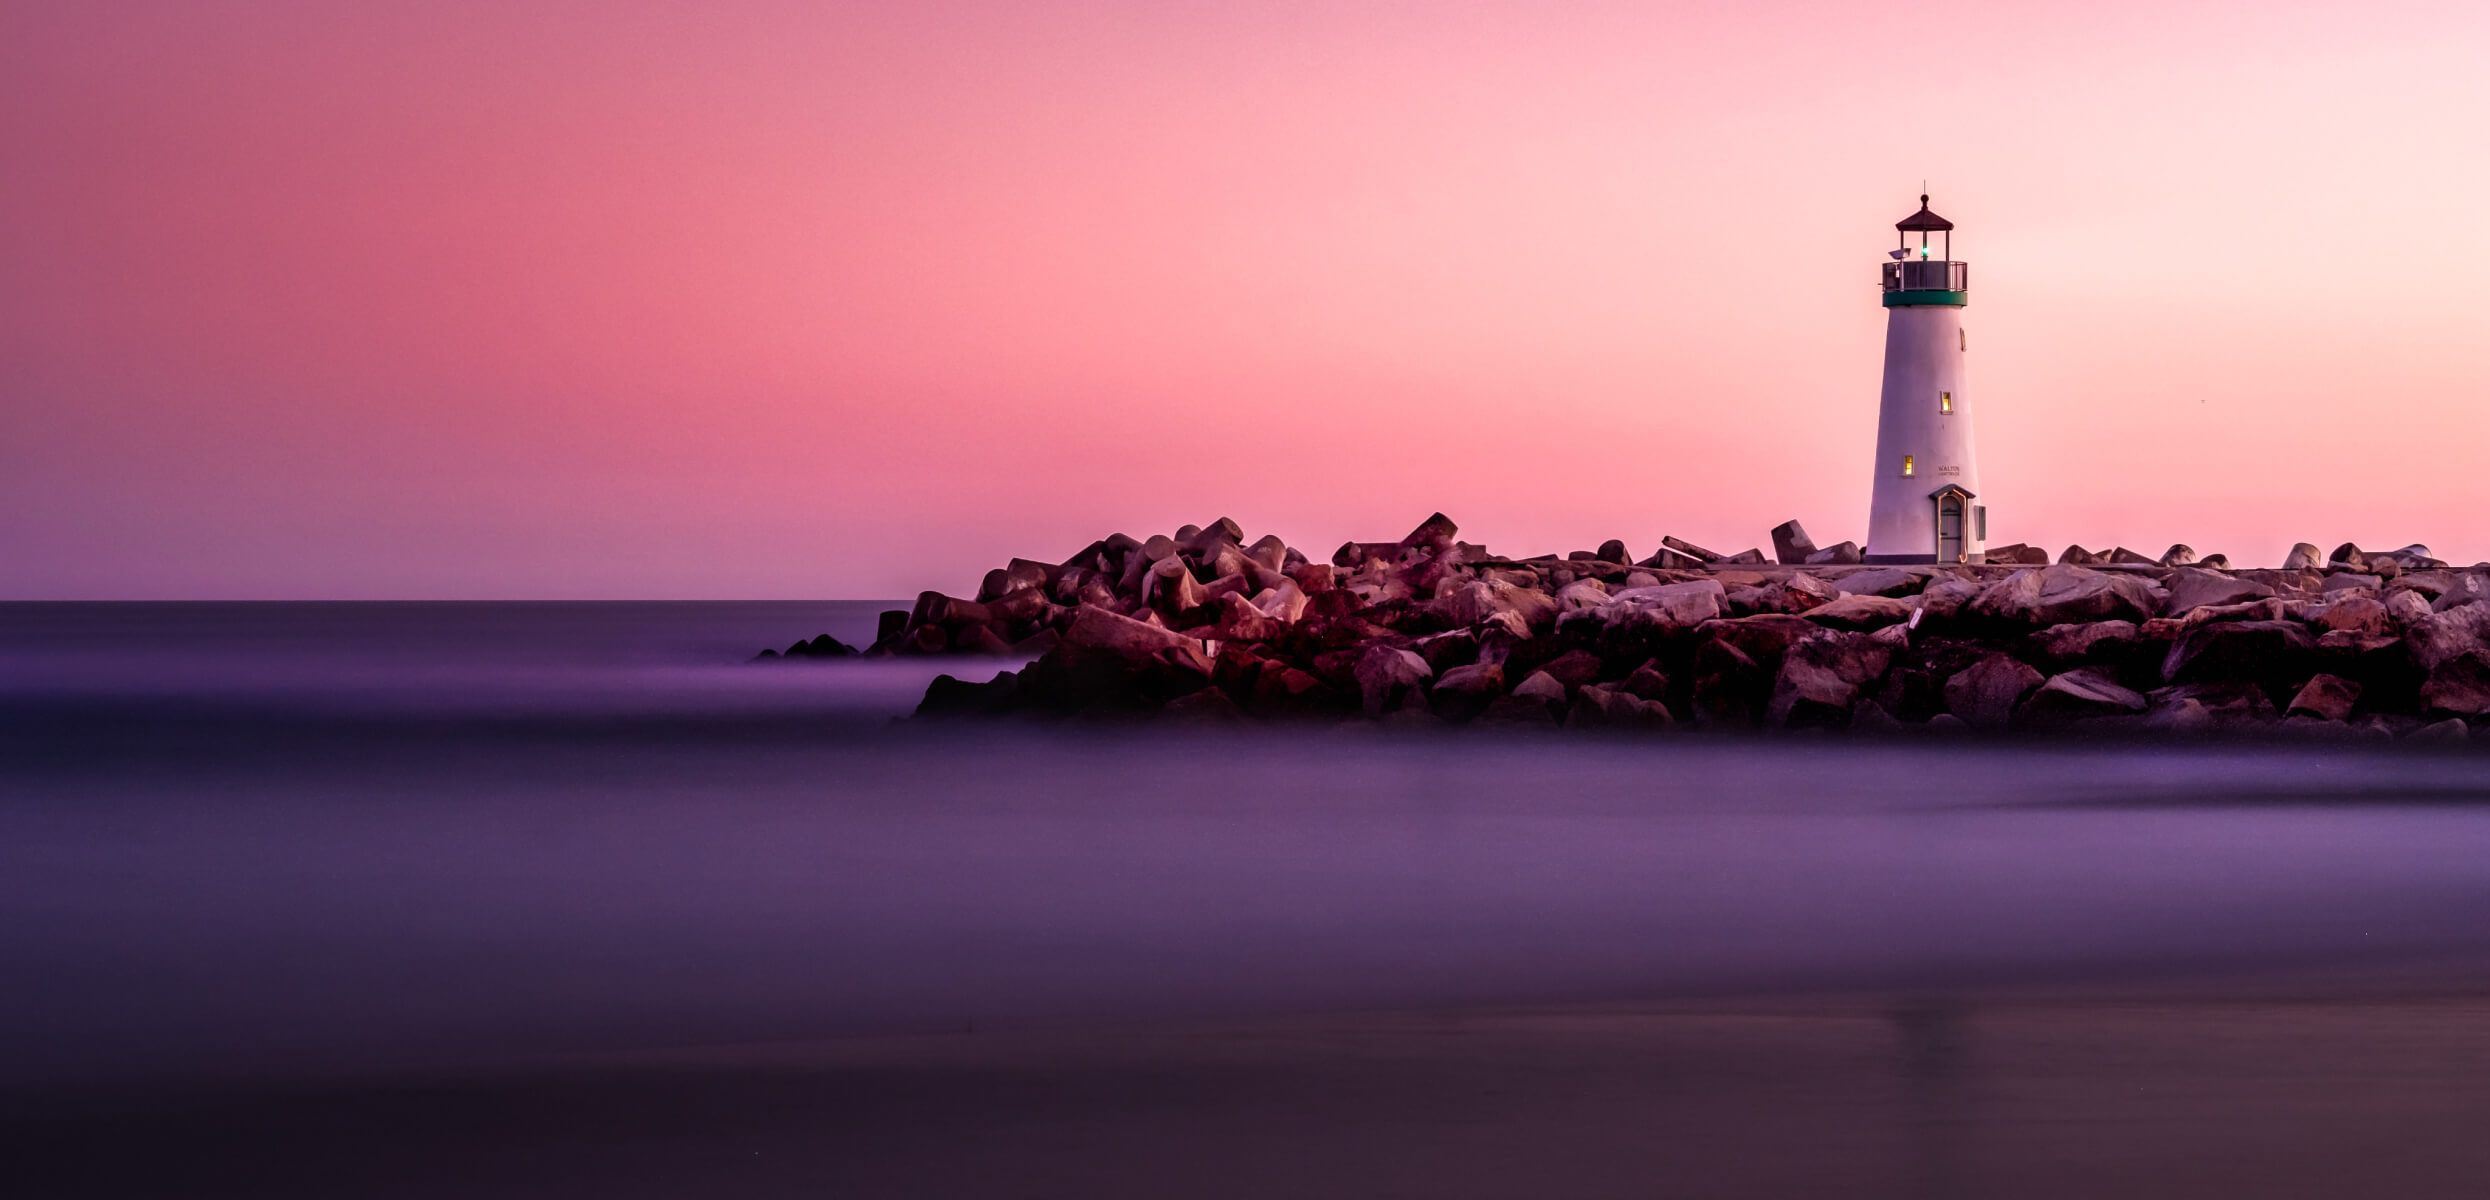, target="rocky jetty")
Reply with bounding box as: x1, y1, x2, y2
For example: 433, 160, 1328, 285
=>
831, 516, 2488, 740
